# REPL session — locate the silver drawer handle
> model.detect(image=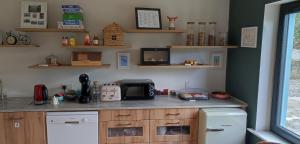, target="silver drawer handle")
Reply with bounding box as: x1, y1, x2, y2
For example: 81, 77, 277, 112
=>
65, 121, 80, 124
207, 128, 224, 132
